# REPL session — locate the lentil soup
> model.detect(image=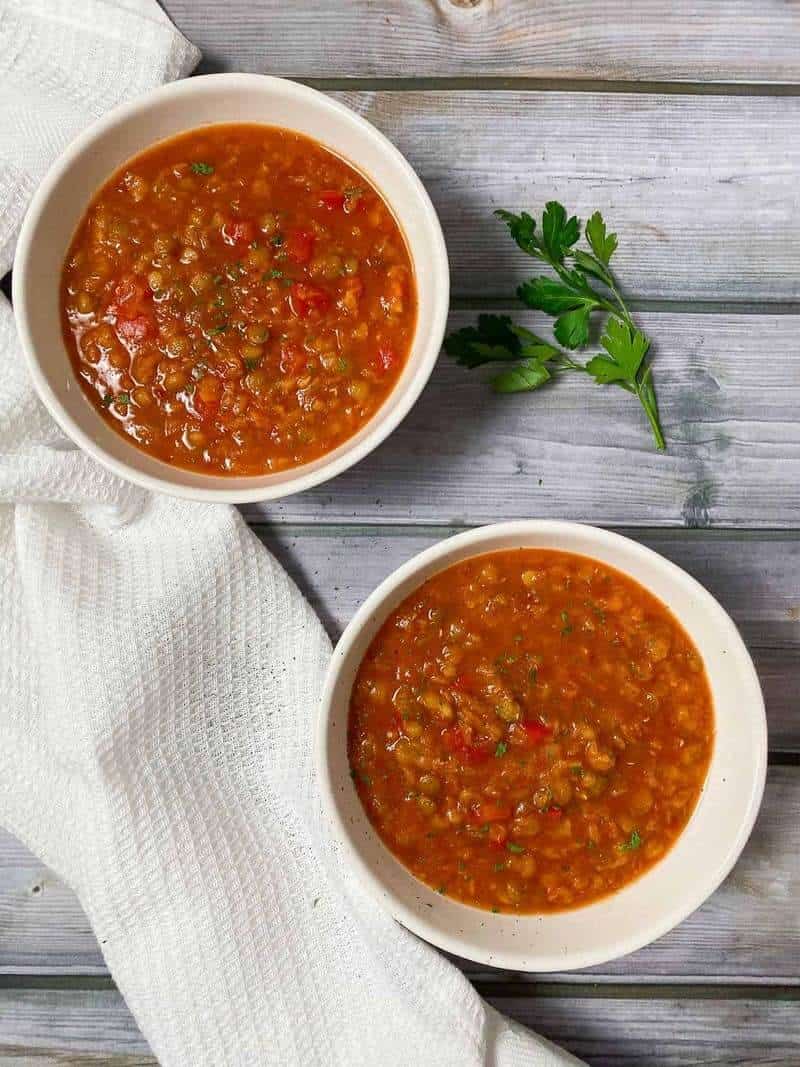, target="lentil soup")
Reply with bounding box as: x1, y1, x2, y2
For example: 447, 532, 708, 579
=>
348, 549, 714, 913
60, 124, 417, 475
